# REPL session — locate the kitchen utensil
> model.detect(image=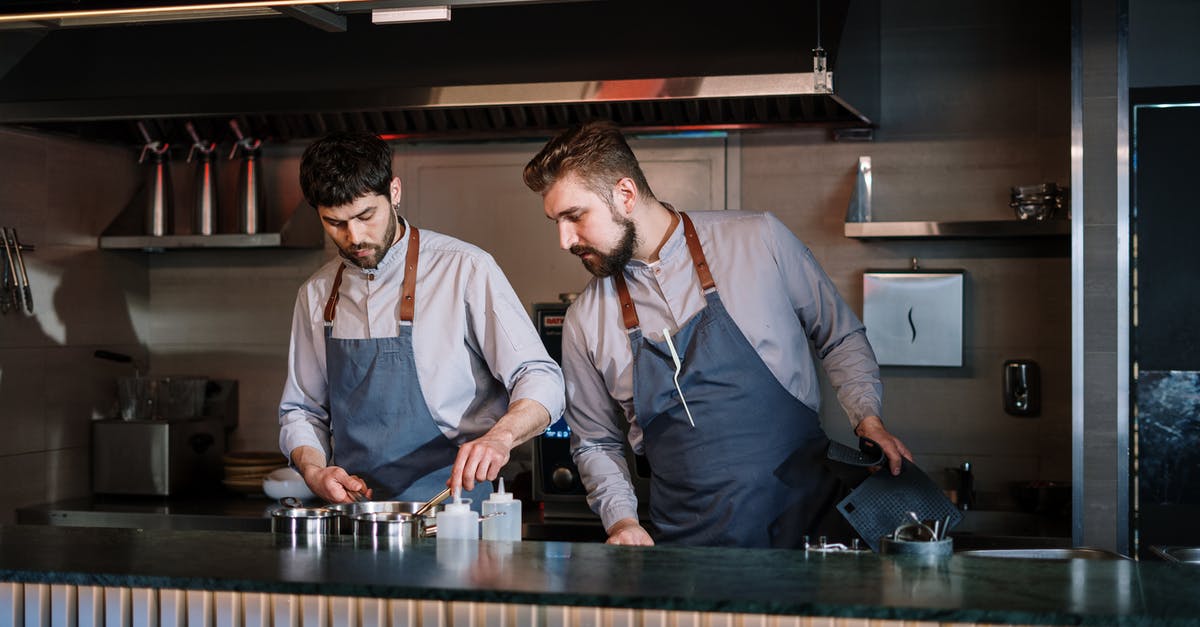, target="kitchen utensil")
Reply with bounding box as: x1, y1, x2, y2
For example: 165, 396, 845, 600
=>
437, 489, 478, 541
662, 327, 695, 427
138, 121, 174, 236
829, 438, 962, 552
414, 486, 453, 518
352, 512, 436, 548
186, 121, 219, 236
5, 228, 31, 313
0, 230, 17, 314
1009, 182, 1066, 221
228, 119, 265, 235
